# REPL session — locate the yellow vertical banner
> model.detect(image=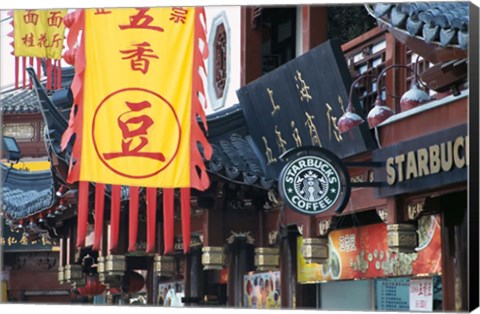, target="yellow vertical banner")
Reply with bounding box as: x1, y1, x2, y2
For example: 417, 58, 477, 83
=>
13, 9, 67, 58
80, 8, 195, 187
